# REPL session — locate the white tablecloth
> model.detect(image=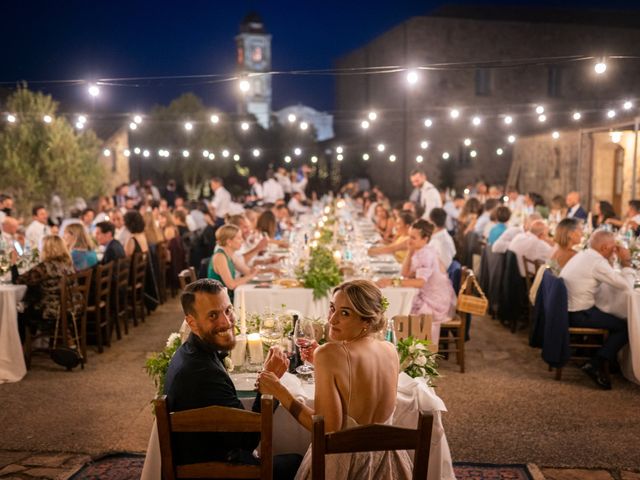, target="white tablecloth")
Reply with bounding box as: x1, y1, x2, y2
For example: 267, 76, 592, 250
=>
141, 372, 454, 480
622, 291, 640, 384
0, 284, 28, 384
235, 284, 417, 320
